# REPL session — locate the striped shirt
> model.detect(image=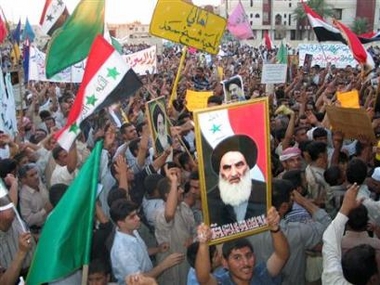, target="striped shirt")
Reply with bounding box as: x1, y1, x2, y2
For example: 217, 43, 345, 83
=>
0, 219, 35, 269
